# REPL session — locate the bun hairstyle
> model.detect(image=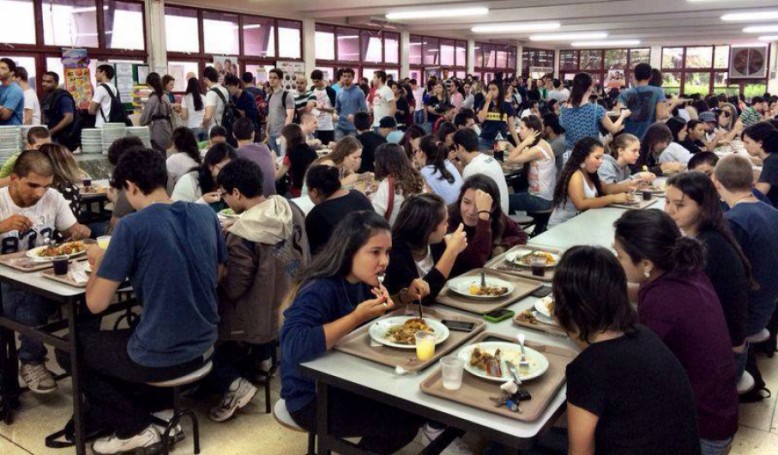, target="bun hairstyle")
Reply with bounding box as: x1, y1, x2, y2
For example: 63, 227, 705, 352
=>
419, 135, 455, 184
305, 164, 342, 198
614, 209, 706, 273
553, 246, 637, 343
